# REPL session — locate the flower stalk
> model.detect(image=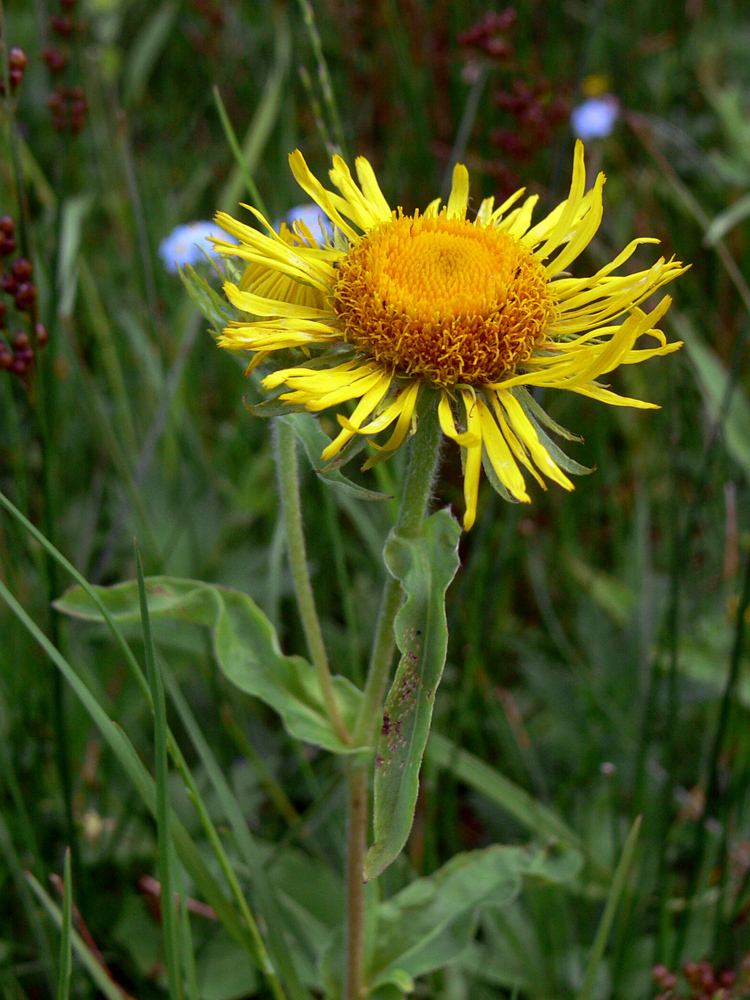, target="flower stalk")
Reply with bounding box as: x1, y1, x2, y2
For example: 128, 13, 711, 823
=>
345, 403, 443, 1000
273, 418, 352, 747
